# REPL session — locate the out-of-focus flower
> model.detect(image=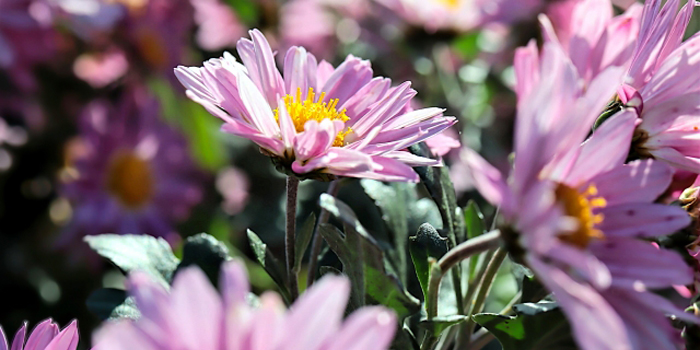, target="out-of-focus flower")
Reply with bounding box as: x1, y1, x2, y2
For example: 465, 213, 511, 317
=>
0, 319, 79, 350
190, 0, 245, 51
176, 29, 456, 182
72, 49, 129, 88
0, 0, 58, 90
425, 128, 460, 157
376, 0, 543, 33
542, 0, 700, 173
280, 0, 336, 59
59, 88, 203, 246
215, 166, 249, 215
463, 42, 697, 350
94, 260, 397, 350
